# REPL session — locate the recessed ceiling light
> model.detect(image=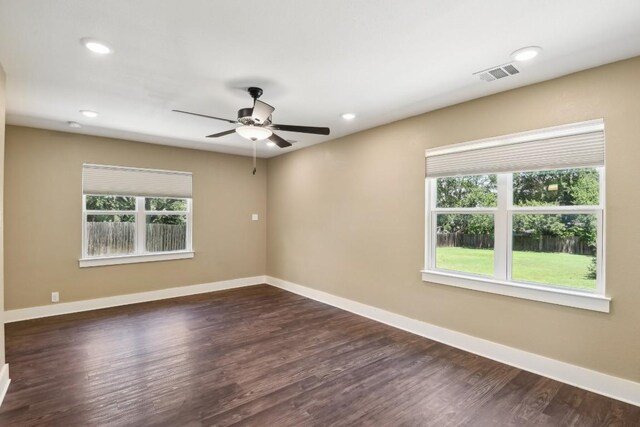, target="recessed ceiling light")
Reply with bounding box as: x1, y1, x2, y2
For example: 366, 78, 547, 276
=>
341, 113, 356, 121
80, 110, 99, 118
265, 141, 277, 147
81, 38, 112, 55
511, 46, 542, 62
67, 121, 82, 129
